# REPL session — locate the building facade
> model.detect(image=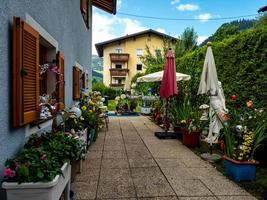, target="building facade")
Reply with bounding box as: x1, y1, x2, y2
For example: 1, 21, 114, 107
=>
0, 0, 116, 196
95, 30, 176, 90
